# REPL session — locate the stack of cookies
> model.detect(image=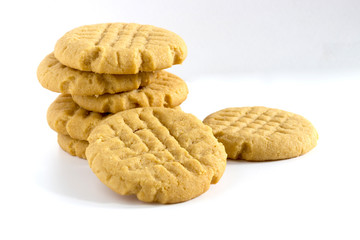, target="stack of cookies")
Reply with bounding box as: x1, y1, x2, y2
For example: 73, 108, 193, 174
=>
37, 23, 318, 204
37, 23, 189, 159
